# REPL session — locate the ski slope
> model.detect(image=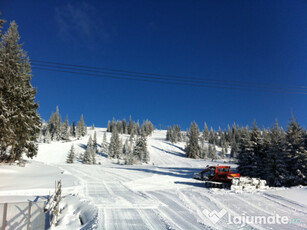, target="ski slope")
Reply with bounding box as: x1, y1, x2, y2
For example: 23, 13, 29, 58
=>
0, 128, 306, 229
